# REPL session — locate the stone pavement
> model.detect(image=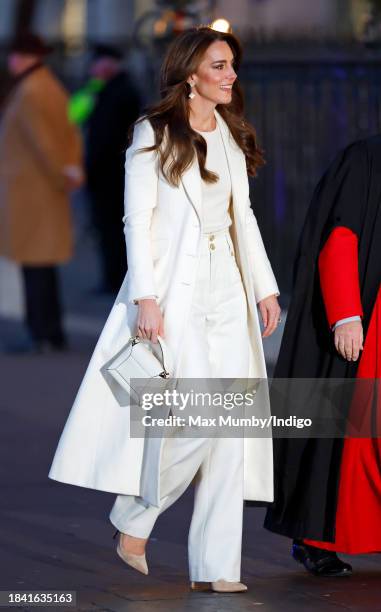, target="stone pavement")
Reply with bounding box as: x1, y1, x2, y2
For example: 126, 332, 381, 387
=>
0, 201, 380, 611
0, 350, 380, 612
